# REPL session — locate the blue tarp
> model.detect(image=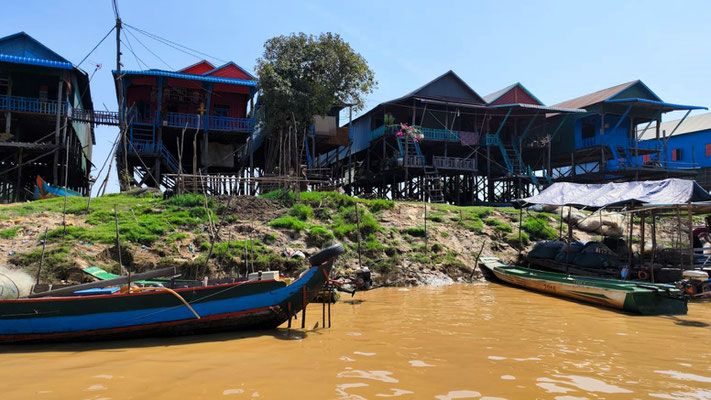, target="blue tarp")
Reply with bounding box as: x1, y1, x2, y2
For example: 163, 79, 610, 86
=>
515, 179, 711, 209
